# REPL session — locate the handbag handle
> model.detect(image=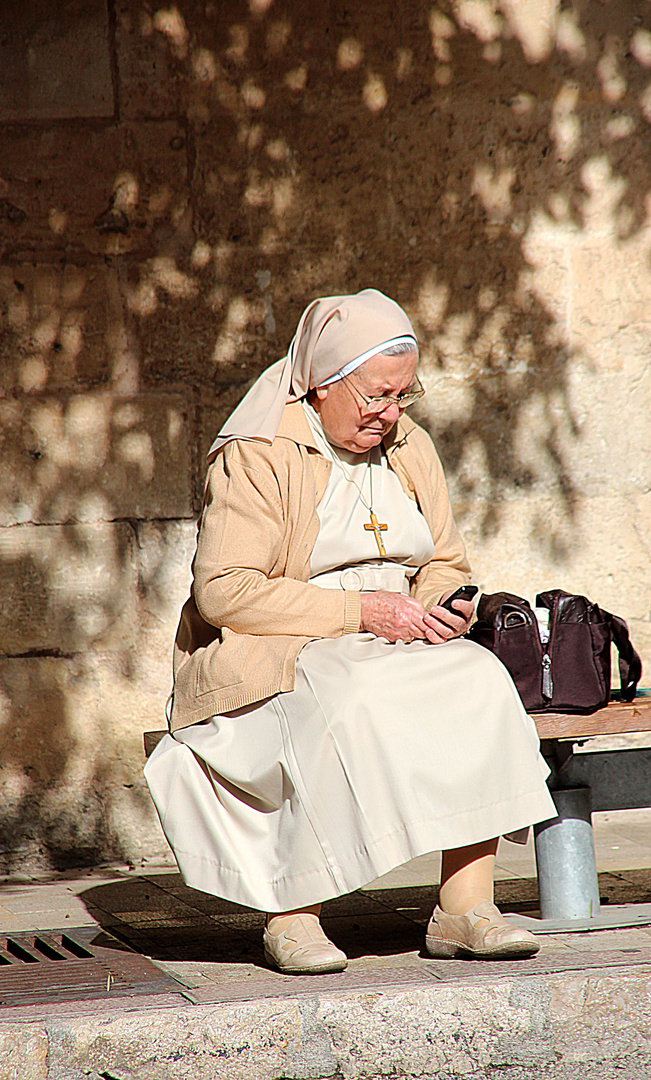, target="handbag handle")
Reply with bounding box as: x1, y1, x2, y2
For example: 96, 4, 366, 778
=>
603, 609, 643, 702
